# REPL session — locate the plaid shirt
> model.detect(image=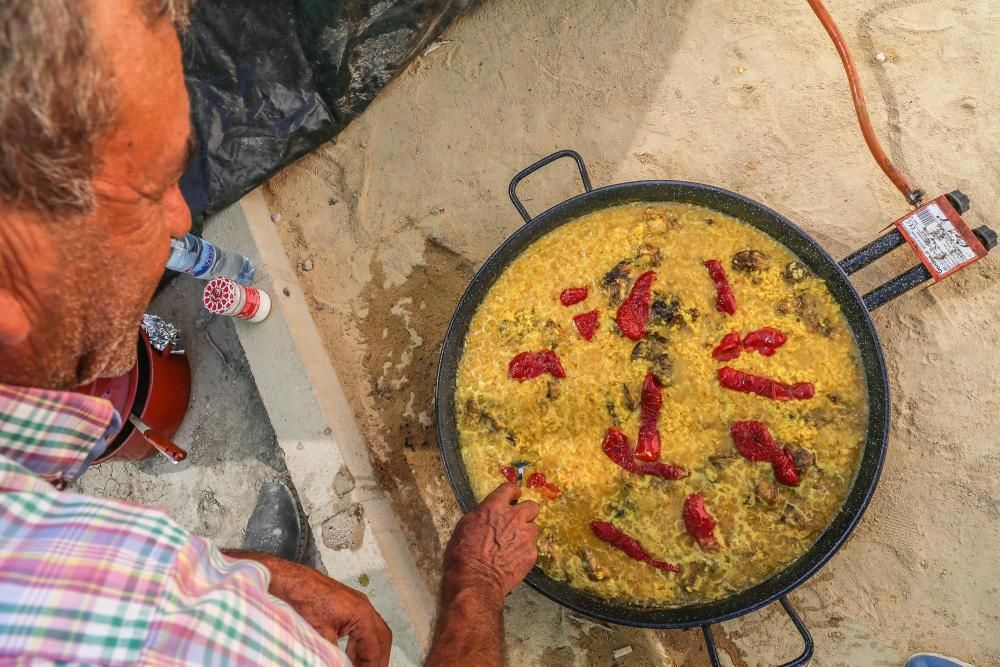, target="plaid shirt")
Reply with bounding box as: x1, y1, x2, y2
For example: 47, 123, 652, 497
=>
0, 383, 349, 666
